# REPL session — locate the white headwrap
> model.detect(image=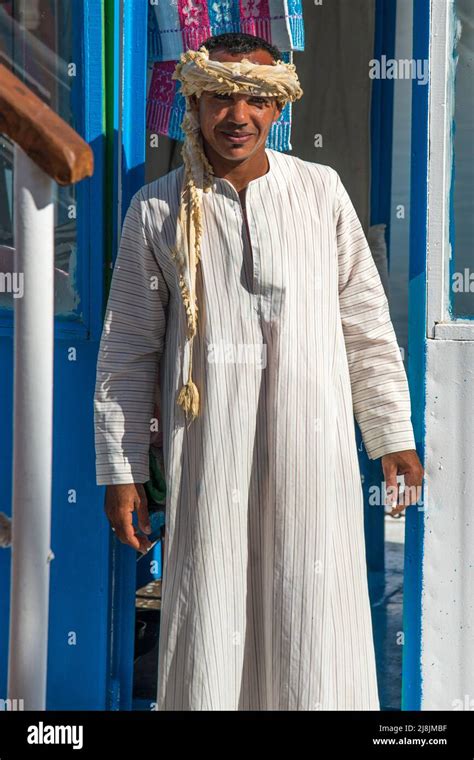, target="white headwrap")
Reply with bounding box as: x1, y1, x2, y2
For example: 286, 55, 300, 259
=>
170, 45, 303, 423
